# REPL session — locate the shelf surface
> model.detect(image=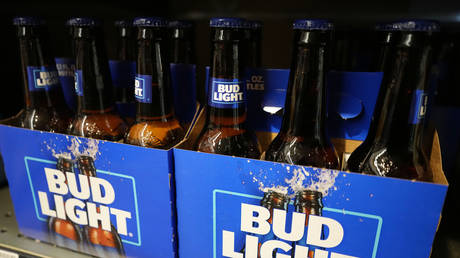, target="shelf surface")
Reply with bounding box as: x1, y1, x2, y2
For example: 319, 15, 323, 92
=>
0, 186, 91, 258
